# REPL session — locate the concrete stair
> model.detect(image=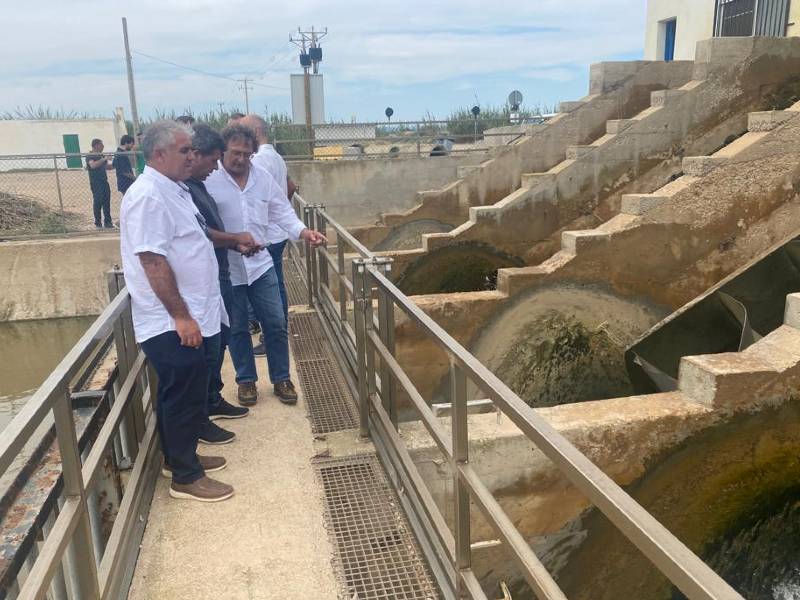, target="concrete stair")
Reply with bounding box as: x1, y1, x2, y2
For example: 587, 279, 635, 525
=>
362, 59, 696, 243
620, 106, 799, 217
679, 294, 800, 409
